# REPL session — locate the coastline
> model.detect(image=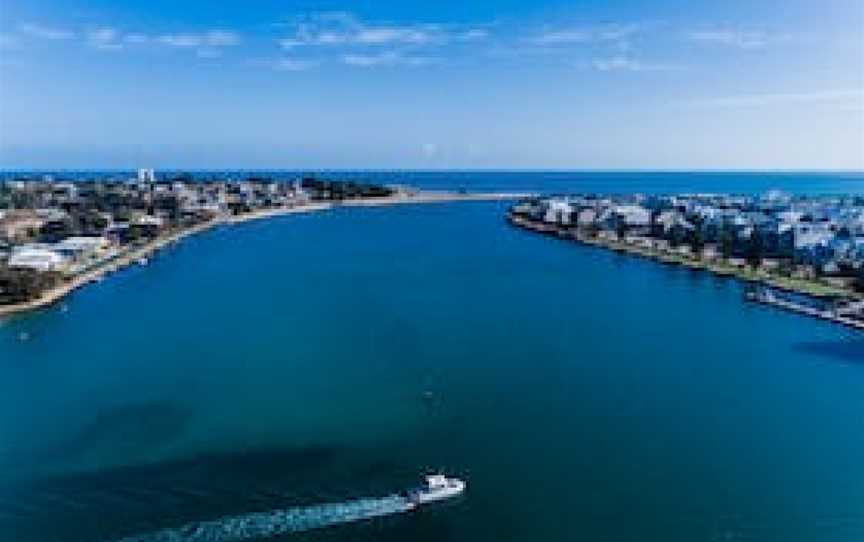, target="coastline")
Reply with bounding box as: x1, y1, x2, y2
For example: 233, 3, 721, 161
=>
507, 213, 864, 330
0, 191, 529, 319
